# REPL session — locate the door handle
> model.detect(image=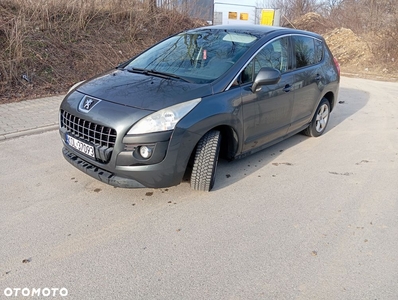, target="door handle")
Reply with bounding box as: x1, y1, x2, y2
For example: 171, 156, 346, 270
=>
315, 74, 322, 81
283, 84, 292, 93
